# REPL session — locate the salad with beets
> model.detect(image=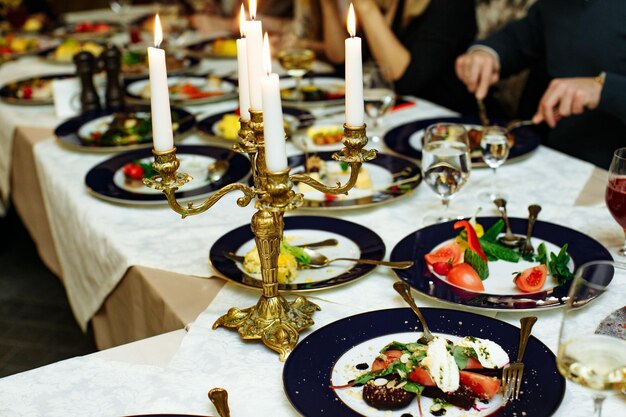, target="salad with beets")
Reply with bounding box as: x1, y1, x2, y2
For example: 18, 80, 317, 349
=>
332, 334, 509, 416
424, 217, 573, 293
